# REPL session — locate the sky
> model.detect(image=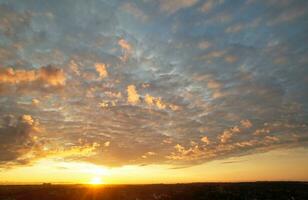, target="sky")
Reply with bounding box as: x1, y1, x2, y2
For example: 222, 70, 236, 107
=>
0, 0, 308, 184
